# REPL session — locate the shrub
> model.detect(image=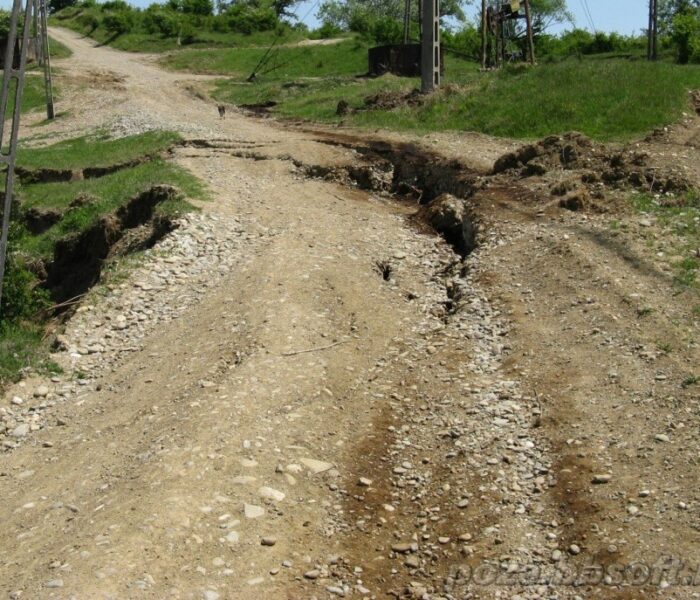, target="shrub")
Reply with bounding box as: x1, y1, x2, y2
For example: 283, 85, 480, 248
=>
671, 11, 700, 63
103, 10, 135, 36
0, 222, 49, 325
